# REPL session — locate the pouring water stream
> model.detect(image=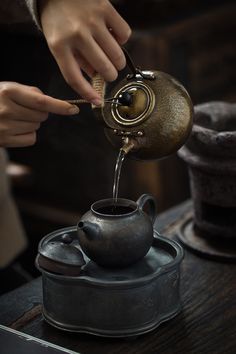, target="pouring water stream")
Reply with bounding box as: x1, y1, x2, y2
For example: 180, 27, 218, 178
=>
112, 138, 136, 207
112, 149, 126, 205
